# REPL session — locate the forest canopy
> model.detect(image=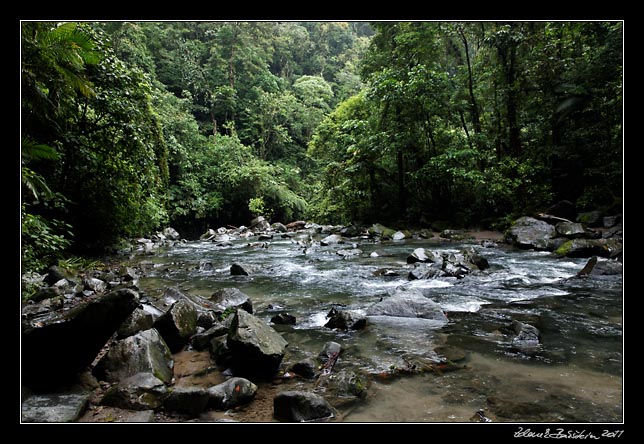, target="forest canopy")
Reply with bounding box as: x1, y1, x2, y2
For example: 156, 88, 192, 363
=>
21, 21, 623, 271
